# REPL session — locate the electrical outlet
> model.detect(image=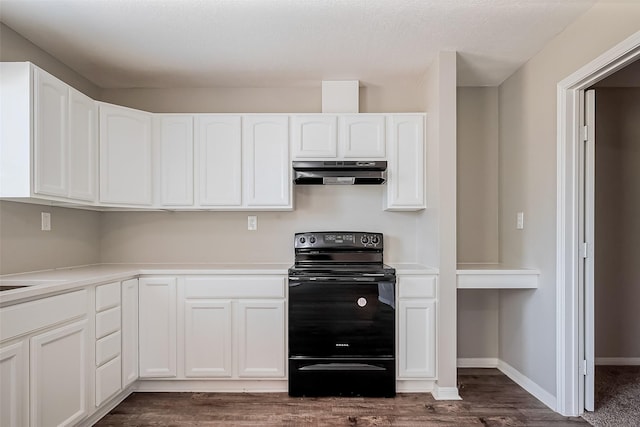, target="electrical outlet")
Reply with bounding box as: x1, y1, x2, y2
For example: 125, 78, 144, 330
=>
516, 212, 524, 230
41, 212, 51, 231
247, 215, 257, 231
